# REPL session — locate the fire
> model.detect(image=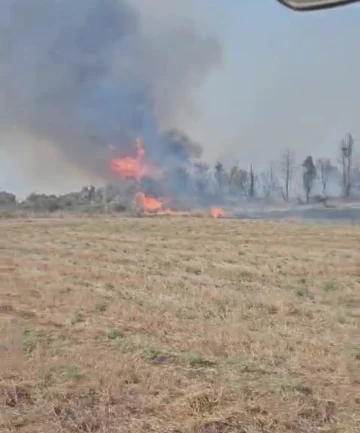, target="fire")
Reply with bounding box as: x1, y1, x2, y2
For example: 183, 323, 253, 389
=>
133, 192, 190, 216
110, 137, 226, 218
134, 192, 164, 213
110, 138, 147, 182
210, 207, 225, 218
